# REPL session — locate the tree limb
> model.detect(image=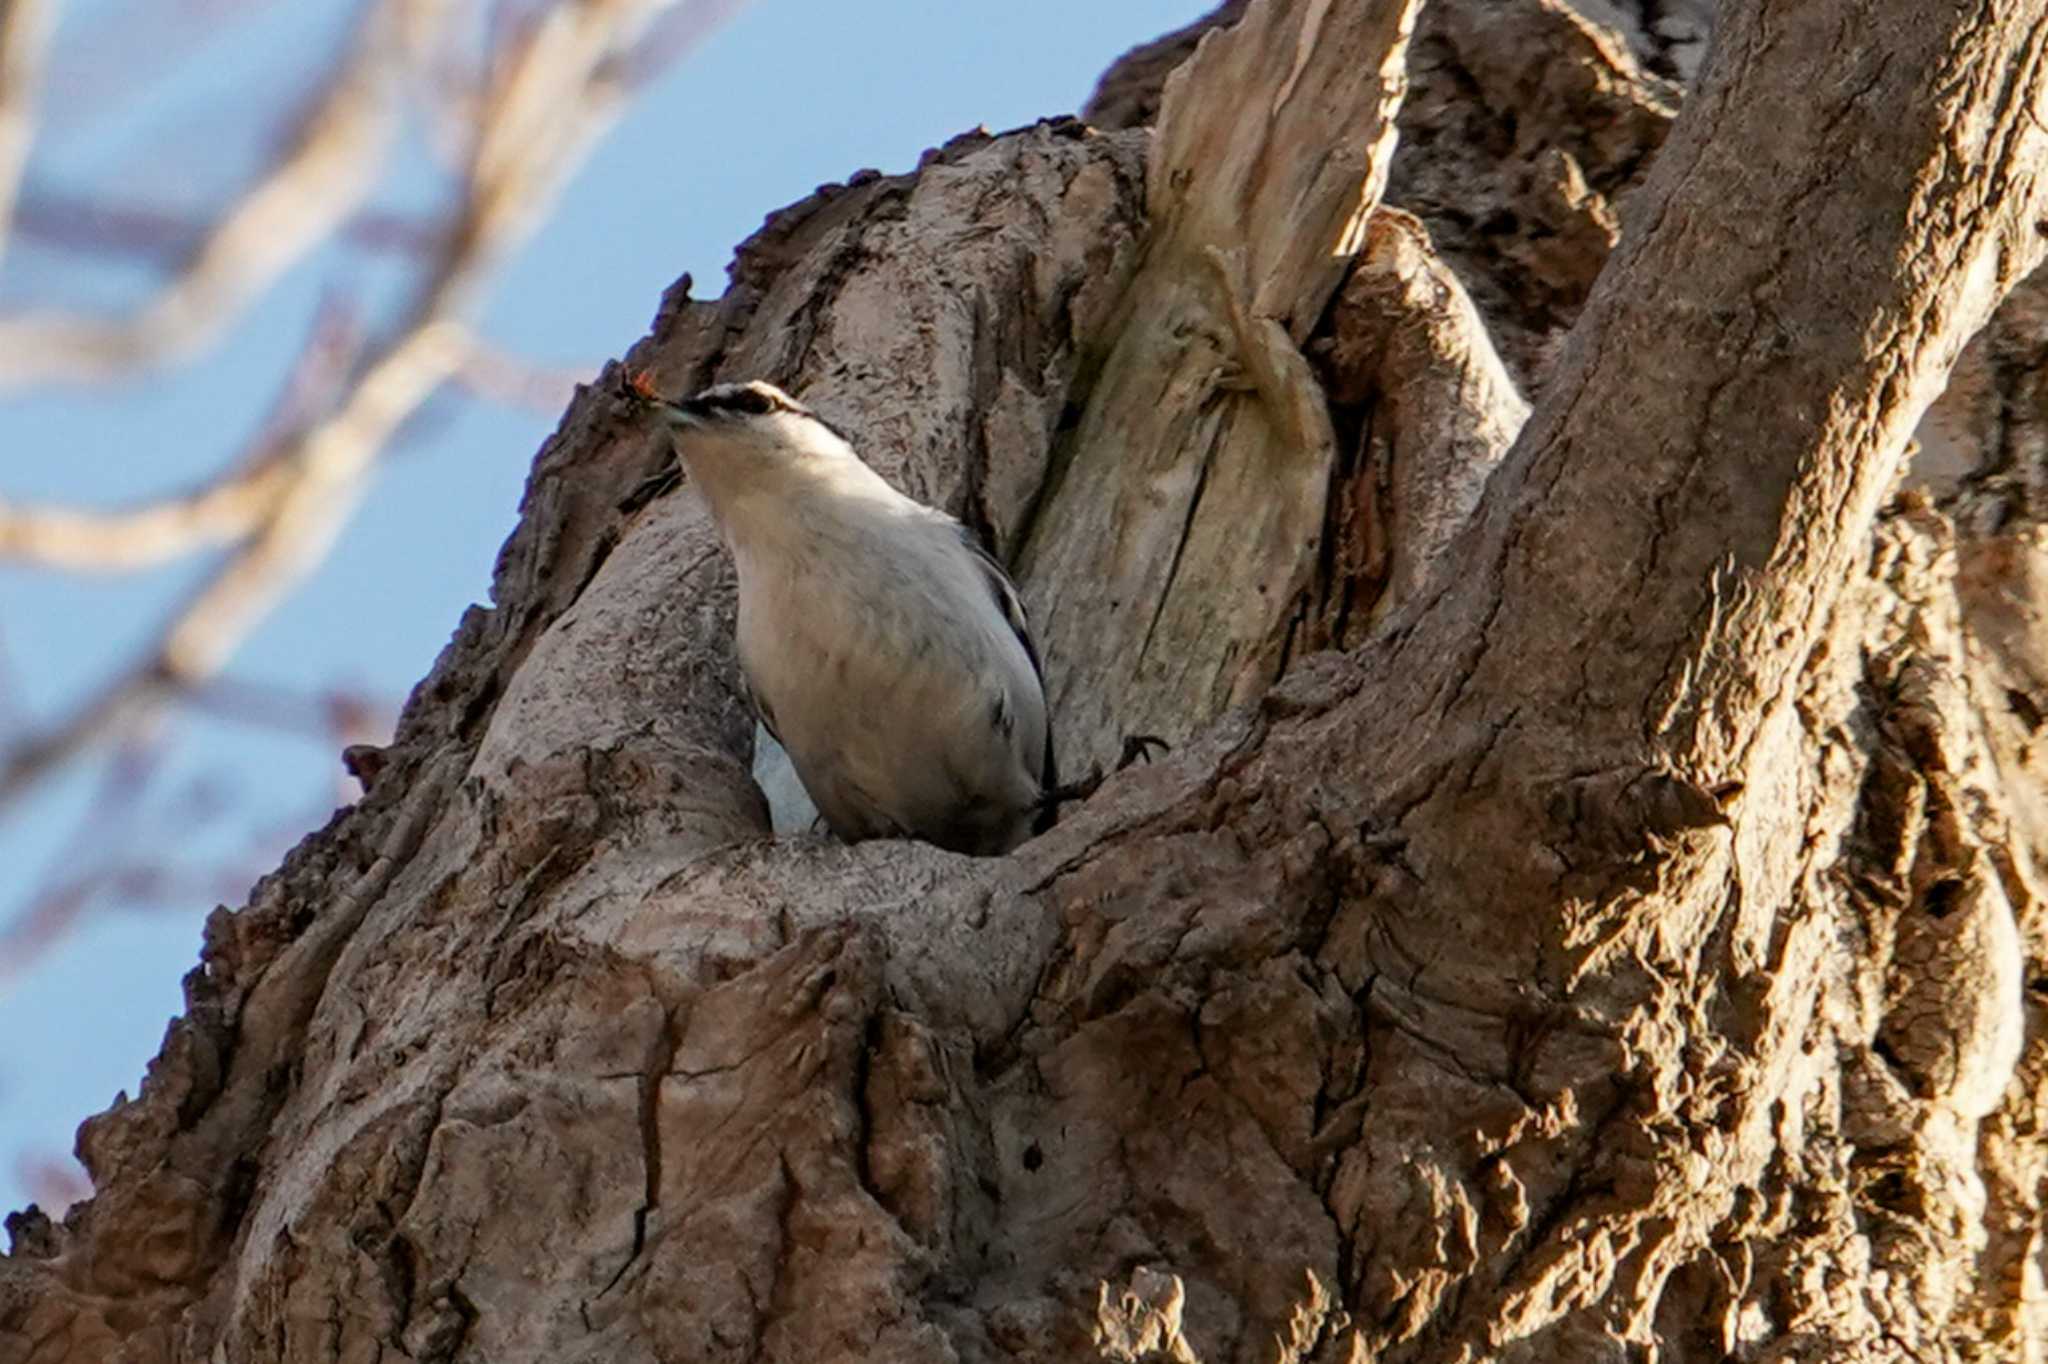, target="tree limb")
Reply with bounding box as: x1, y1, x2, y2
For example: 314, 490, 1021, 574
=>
0, 0, 418, 387
0, 0, 732, 817
0, 0, 56, 268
